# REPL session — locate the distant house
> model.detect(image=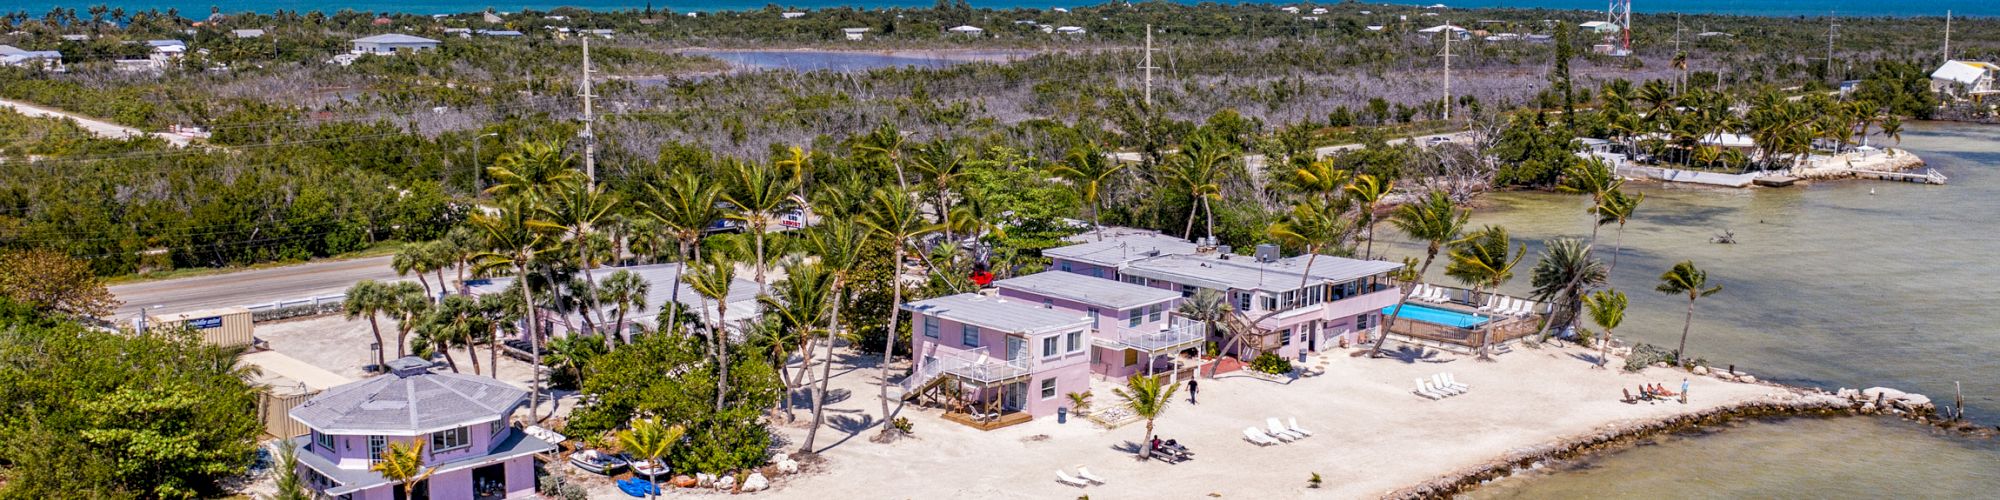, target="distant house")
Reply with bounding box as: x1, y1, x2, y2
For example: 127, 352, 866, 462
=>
287, 357, 552, 500
842, 27, 870, 41
1056, 26, 1086, 35
0, 45, 63, 71
1280, 6, 1300, 13
232, 29, 265, 38
1311, 7, 1328, 14
1696, 31, 1732, 38
146, 39, 186, 64
482, 11, 503, 23
1578, 21, 1621, 34
349, 34, 439, 55
948, 25, 985, 35
443, 27, 472, 38
1365, 25, 1385, 31
1417, 24, 1469, 38
60, 34, 89, 41
1931, 60, 2000, 99
781, 11, 805, 19
582, 28, 614, 39
1053, 7, 1070, 12
476, 29, 524, 37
